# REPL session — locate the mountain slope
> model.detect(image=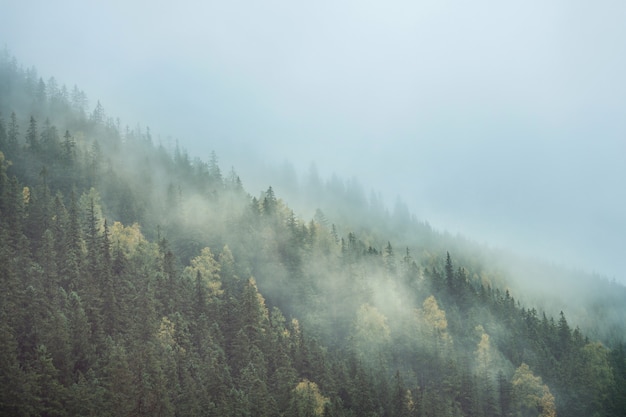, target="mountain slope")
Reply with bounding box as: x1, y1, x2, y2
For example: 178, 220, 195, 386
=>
1, 51, 625, 417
